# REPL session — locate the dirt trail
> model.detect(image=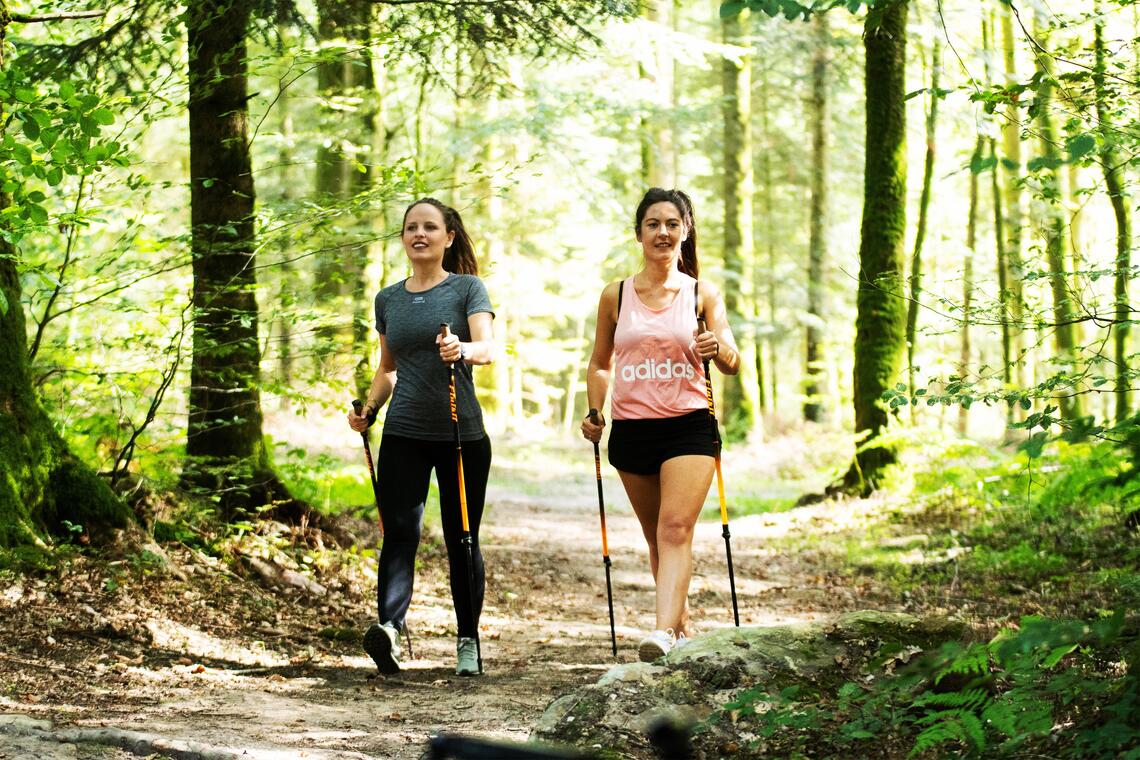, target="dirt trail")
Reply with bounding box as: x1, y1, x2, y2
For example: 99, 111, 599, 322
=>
0, 443, 882, 759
